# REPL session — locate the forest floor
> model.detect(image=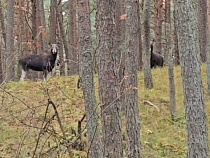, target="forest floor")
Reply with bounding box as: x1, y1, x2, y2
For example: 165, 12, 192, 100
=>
0, 65, 210, 158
